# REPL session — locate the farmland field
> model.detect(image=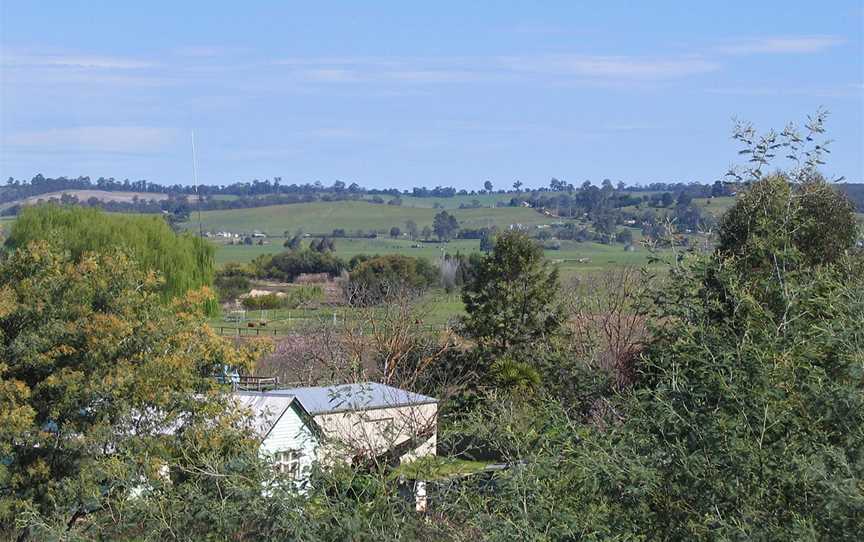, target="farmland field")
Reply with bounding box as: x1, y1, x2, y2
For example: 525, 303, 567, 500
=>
369, 192, 517, 209
188, 200, 555, 236
209, 290, 466, 332
213, 234, 673, 278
